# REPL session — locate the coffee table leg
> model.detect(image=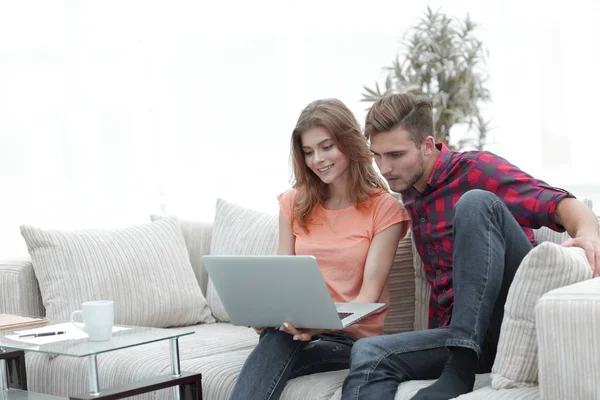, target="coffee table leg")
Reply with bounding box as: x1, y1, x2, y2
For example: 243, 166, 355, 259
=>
170, 338, 181, 400
87, 354, 100, 396
0, 359, 8, 391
